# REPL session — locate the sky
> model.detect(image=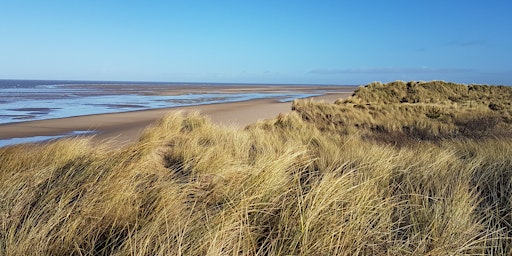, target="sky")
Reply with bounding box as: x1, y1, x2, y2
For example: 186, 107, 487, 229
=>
1, 0, 511, 85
